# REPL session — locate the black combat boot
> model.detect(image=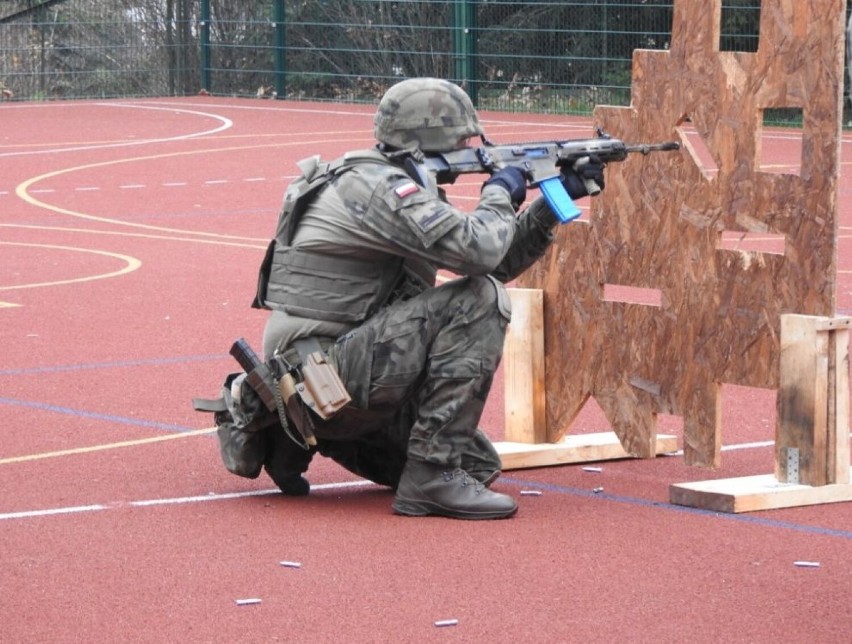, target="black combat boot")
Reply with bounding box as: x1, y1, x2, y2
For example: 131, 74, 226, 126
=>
263, 425, 314, 497
461, 428, 503, 487
392, 459, 517, 520
469, 469, 500, 487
